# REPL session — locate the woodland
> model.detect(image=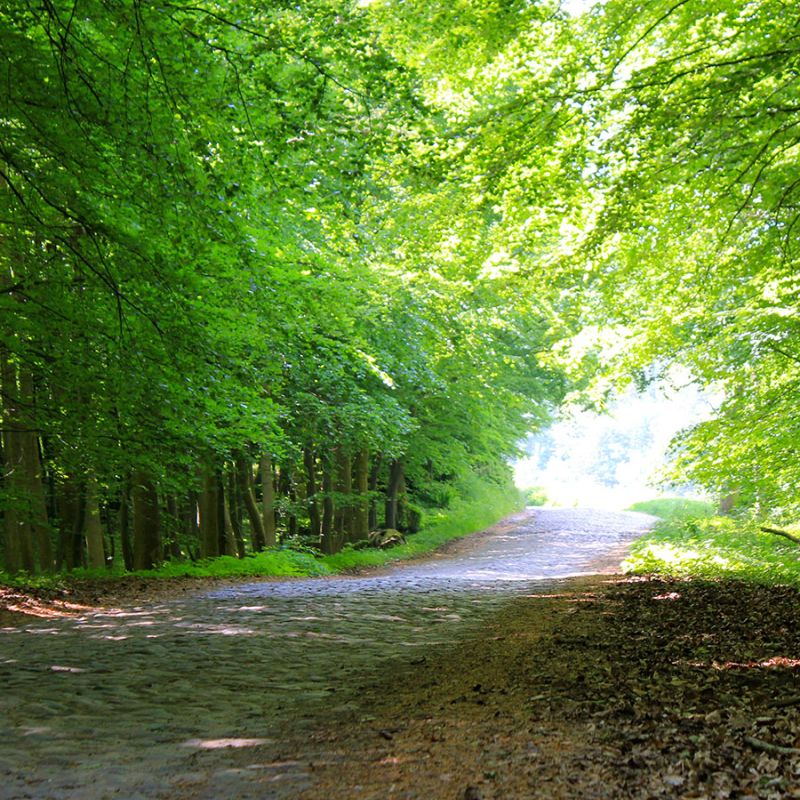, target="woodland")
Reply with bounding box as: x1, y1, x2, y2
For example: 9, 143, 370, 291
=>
1, 0, 798, 575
